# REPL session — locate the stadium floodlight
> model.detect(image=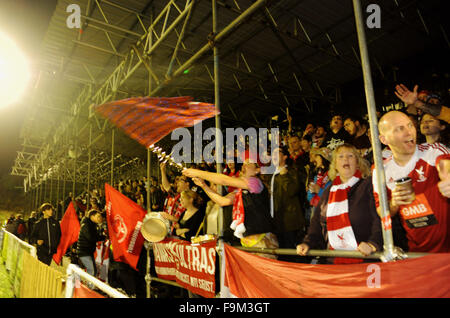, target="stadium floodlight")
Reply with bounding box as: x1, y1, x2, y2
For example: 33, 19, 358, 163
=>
0, 31, 31, 109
